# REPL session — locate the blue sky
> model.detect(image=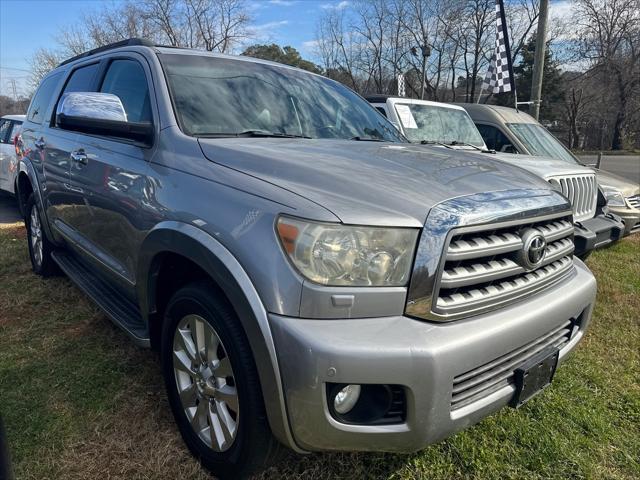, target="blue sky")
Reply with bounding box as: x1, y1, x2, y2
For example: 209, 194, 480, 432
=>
0, 0, 349, 97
